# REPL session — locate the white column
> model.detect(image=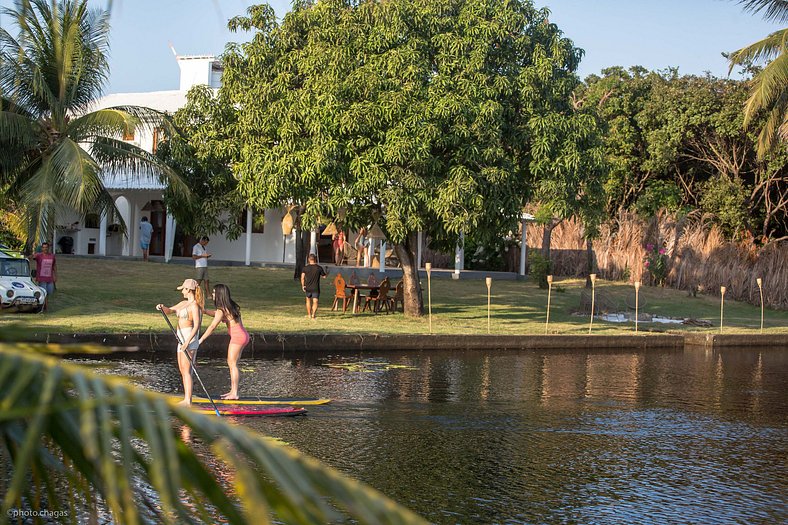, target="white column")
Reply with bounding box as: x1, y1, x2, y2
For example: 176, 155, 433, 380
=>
379, 241, 386, 274
289, 230, 297, 263
244, 208, 253, 266
366, 240, 373, 268
520, 218, 527, 276
310, 229, 318, 258
417, 230, 423, 269
454, 231, 464, 274
98, 213, 107, 256
164, 214, 176, 263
